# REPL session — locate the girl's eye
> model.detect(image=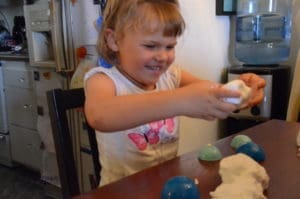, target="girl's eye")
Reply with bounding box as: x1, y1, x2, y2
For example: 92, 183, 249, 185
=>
143, 44, 176, 50
144, 44, 156, 49
166, 45, 175, 50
